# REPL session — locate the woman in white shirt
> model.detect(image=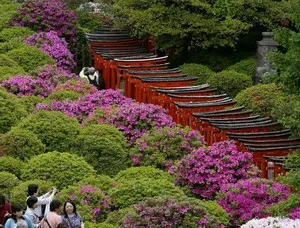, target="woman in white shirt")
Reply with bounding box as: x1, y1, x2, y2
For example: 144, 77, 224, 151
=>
27, 185, 57, 219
